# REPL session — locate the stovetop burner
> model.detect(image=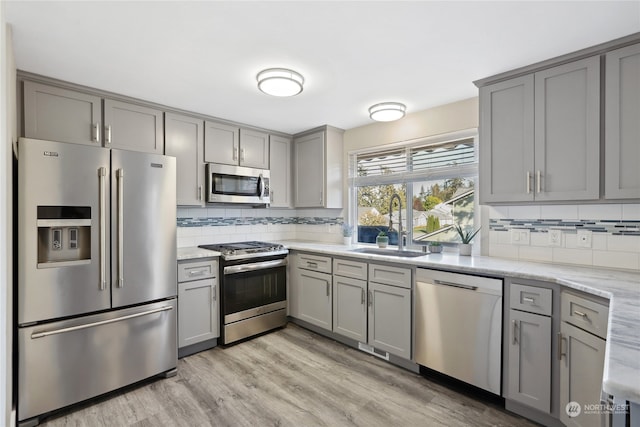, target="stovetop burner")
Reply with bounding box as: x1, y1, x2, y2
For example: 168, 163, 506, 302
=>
199, 241, 287, 261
